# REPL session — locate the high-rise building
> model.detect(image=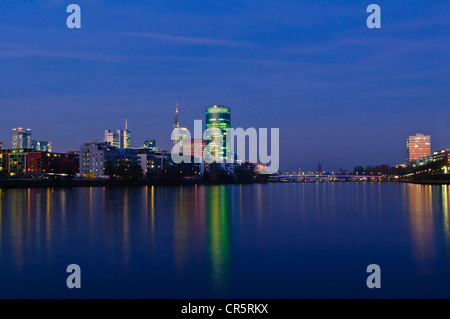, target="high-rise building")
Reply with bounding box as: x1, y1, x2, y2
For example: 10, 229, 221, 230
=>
407, 133, 431, 163
172, 103, 188, 148
105, 120, 131, 149
174, 103, 179, 129
12, 128, 32, 149
105, 130, 120, 148
115, 119, 131, 149
172, 103, 182, 146
205, 105, 231, 162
